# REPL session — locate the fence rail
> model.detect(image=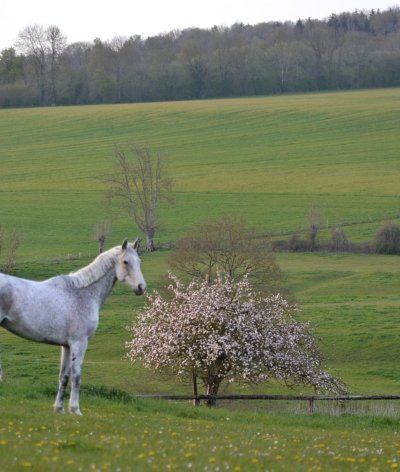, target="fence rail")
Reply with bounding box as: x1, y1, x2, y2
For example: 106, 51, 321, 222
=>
136, 394, 400, 413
